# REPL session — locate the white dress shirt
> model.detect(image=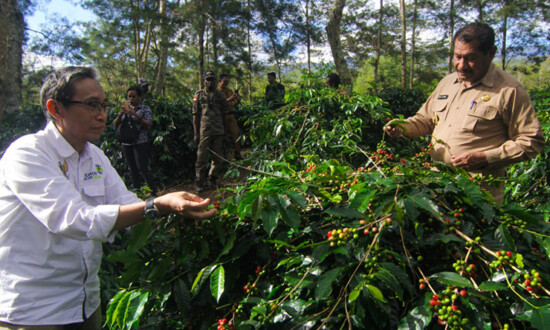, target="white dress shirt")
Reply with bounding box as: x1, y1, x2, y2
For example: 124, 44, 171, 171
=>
0, 121, 141, 325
